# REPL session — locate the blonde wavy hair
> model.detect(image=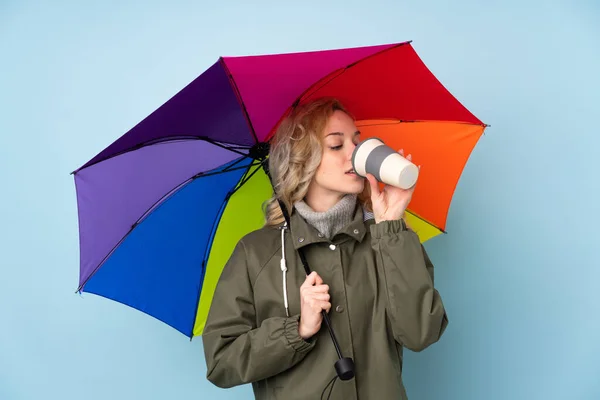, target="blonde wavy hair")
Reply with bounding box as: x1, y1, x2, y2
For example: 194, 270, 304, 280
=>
263, 97, 372, 227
